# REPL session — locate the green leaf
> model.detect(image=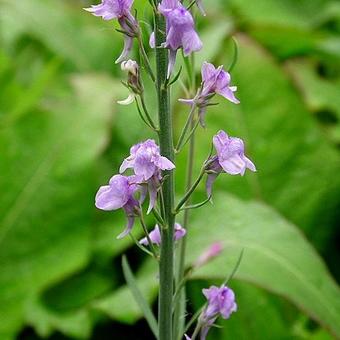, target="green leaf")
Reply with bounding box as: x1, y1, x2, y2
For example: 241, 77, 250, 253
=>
26, 296, 92, 339
186, 193, 340, 337
285, 59, 340, 143
93, 259, 158, 325
195, 20, 233, 73
225, 0, 326, 29
1, 0, 119, 71
0, 73, 117, 338
122, 256, 158, 338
